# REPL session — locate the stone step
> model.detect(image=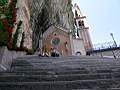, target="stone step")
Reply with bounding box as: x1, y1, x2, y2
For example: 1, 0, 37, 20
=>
11, 59, 120, 67
71, 89, 94, 90
12, 61, 119, 67
11, 59, 120, 66
0, 73, 118, 82
1, 86, 119, 90
13, 59, 119, 64
11, 65, 120, 72
11, 66, 120, 71
17, 55, 113, 60
0, 69, 90, 75
13, 59, 118, 65
72, 88, 120, 90
2, 55, 120, 90
109, 88, 120, 90
11, 66, 89, 71
11, 66, 120, 74
1, 69, 119, 76
11, 62, 120, 68
0, 79, 119, 89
